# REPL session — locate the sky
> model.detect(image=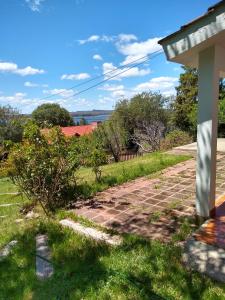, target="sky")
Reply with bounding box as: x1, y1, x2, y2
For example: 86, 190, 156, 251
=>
0, 0, 218, 113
